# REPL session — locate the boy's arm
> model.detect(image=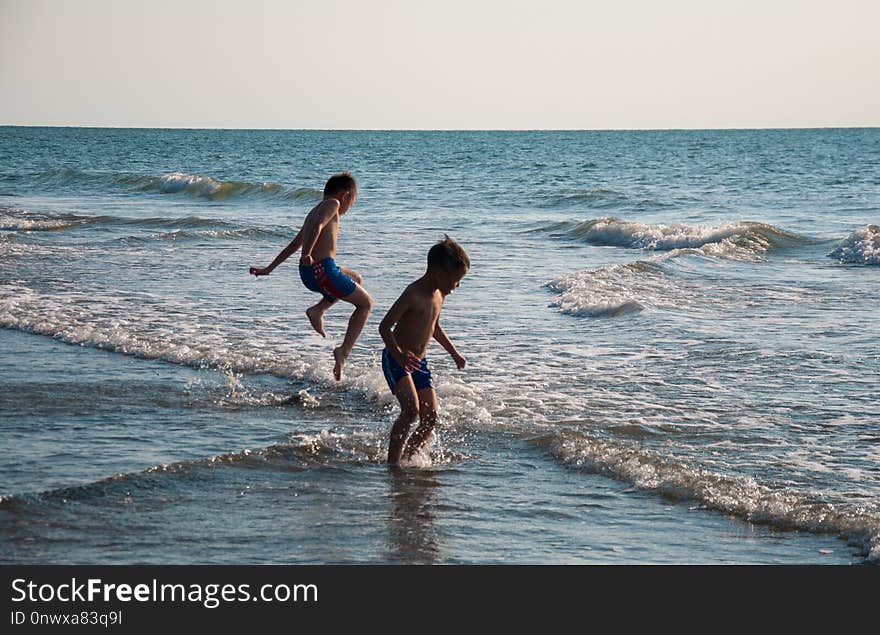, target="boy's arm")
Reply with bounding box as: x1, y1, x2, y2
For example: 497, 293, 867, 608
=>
298, 200, 339, 265
433, 322, 466, 369
249, 229, 302, 276
378, 292, 422, 372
